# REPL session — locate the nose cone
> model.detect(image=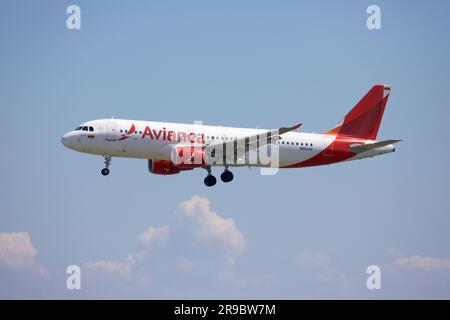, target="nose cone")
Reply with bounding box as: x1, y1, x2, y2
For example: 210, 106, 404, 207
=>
61, 133, 69, 147
61, 132, 76, 149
